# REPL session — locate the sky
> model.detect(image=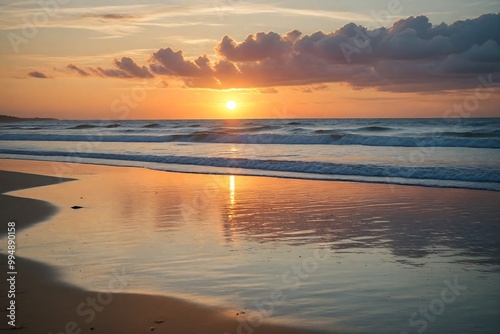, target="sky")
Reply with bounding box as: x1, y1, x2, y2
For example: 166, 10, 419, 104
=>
0, 0, 499, 119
